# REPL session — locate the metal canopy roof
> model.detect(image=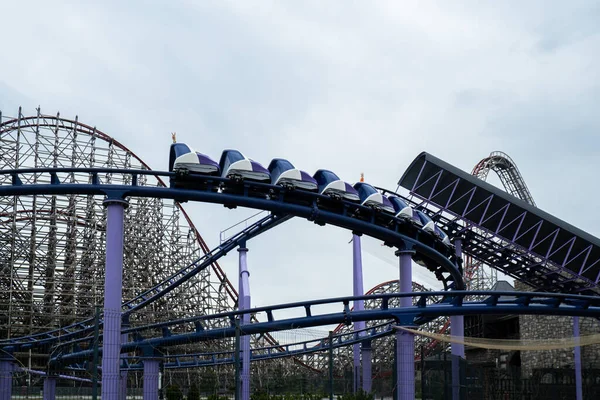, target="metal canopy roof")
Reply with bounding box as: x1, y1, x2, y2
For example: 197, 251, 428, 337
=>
399, 152, 600, 293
